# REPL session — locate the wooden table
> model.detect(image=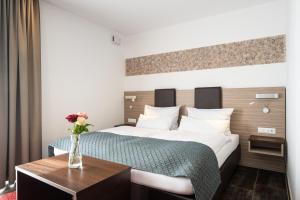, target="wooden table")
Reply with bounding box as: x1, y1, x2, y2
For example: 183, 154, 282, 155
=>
15, 154, 131, 200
